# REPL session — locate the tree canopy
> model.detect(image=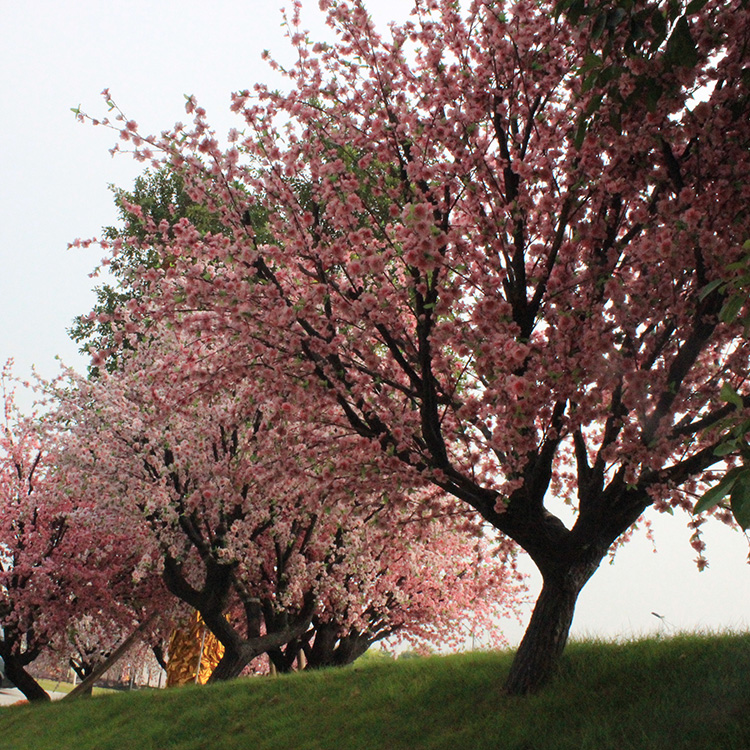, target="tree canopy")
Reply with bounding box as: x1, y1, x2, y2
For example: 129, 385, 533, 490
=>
74, 0, 750, 694
52, 335, 522, 680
